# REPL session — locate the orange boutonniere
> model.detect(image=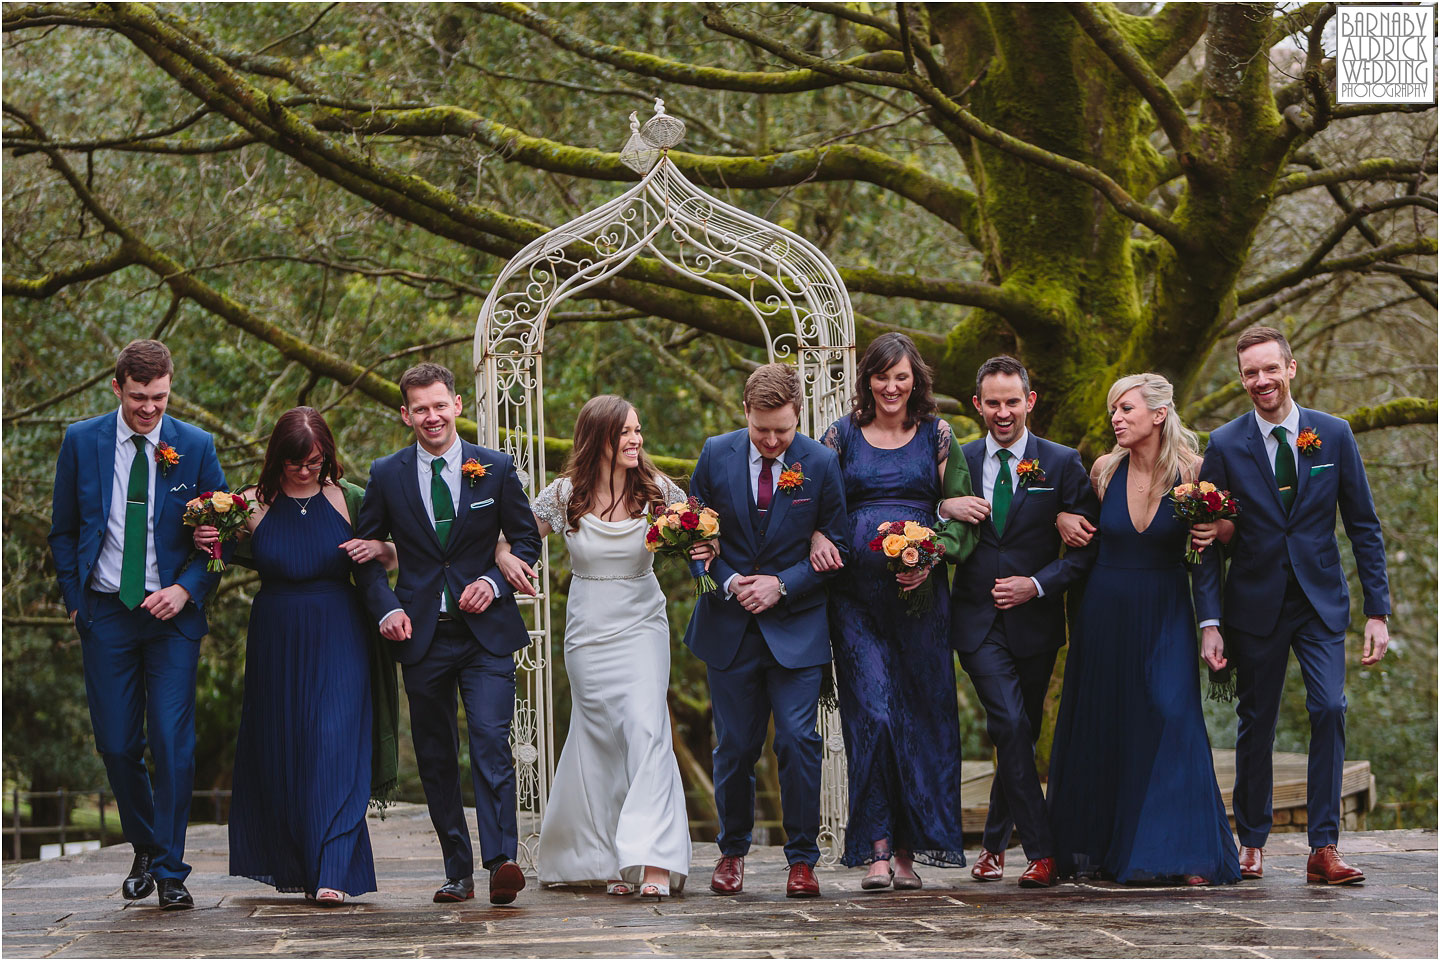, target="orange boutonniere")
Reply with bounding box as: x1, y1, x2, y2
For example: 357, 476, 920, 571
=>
155, 442, 181, 476
461, 458, 490, 487
776, 462, 805, 494
1296, 427, 1322, 456
1015, 458, 1046, 487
